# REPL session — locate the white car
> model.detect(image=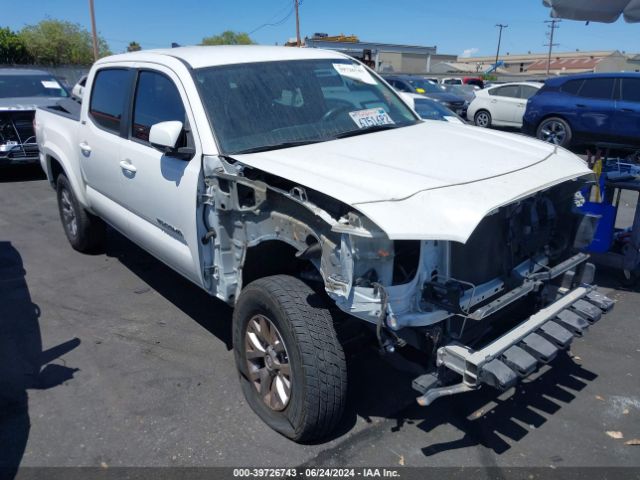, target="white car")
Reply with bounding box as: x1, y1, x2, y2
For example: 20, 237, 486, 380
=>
35, 46, 612, 442
467, 82, 542, 128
